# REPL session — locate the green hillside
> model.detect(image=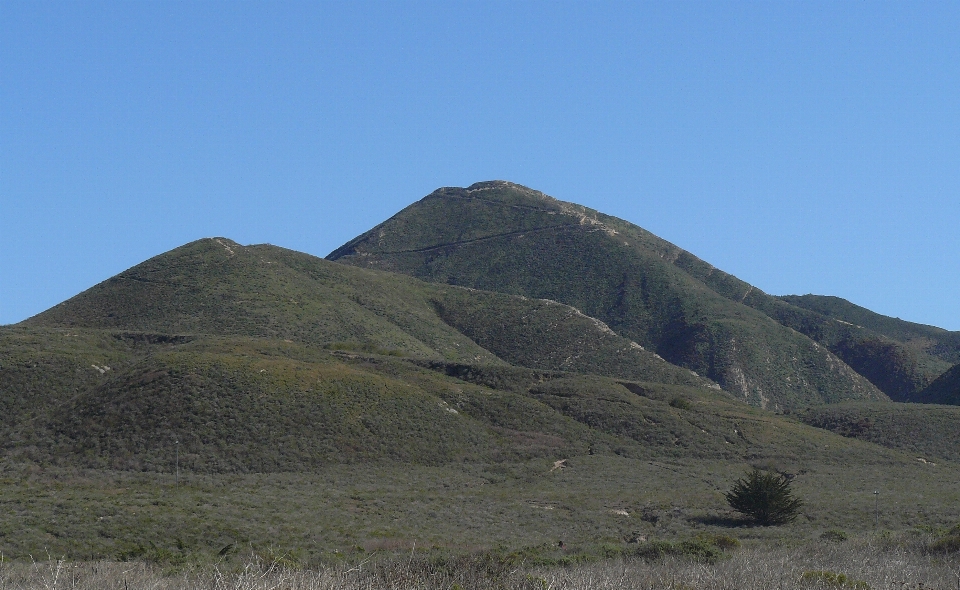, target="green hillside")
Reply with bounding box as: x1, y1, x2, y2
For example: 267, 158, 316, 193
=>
3, 319, 945, 473
0, 329, 855, 472
781, 294, 960, 364
0, 234, 918, 472
21, 238, 707, 388
329, 181, 890, 410
3, 324, 890, 473
3, 236, 739, 471
801, 401, 960, 462
914, 363, 960, 405
669, 256, 950, 401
